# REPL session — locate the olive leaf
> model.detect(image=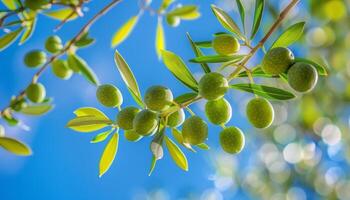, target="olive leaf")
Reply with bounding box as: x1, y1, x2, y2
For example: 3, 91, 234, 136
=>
0, 27, 23, 51
75, 32, 95, 48
171, 128, 196, 152
91, 129, 113, 143
238, 67, 279, 78
67, 54, 99, 85
20, 13, 37, 45
190, 54, 245, 64
196, 143, 210, 150
2, 0, 19, 10
186, 33, 211, 73
3, 114, 19, 126
159, 0, 175, 12
148, 155, 157, 176
155, 18, 165, 60
74, 107, 109, 119
99, 132, 119, 177
236, 0, 246, 32
167, 5, 200, 20
114, 51, 144, 108
165, 136, 188, 171
111, 15, 139, 47
230, 83, 296, 100
0, 137, 32, 156
294, 57, 328, 76
174, 92, 198, 104
66, 116, 112, 133
271, 22, 305, 49
250, 0, 264, 39
20, 104, 53, 116
194, 41, 212, 48
43, 8, 78, 21
161, 50, 198, 92
210, 4, 245, 41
